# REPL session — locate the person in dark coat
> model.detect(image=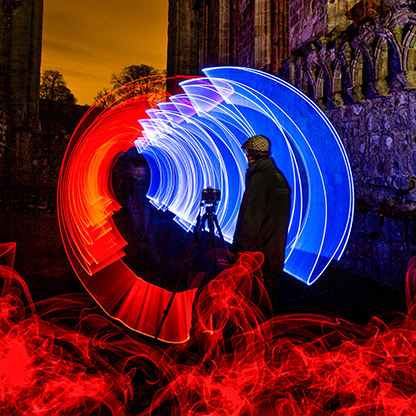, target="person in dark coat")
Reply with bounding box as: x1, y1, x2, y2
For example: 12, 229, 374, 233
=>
231, 134, 291, 315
